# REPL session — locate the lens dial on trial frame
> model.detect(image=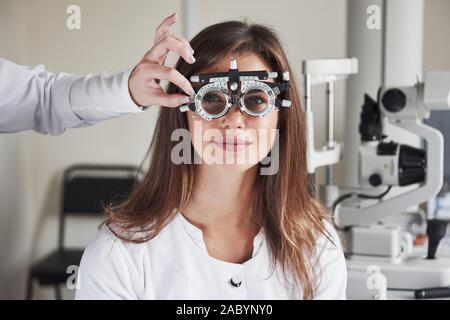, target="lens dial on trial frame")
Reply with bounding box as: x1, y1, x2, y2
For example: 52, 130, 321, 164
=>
239, 81, 276, 117
195, 82, 231, 121
179, 59, 291, 121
